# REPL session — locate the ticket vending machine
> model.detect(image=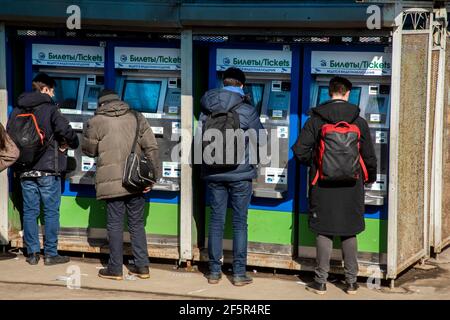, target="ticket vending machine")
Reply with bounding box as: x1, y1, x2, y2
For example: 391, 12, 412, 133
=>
299, 48, 392, 266
205, 47, 300, 257
309, 50, 391, 206
114, 46, 182, 192
29, 43, 105, 184
245, 76, 291, 199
